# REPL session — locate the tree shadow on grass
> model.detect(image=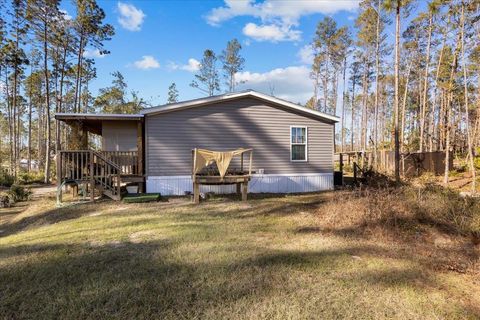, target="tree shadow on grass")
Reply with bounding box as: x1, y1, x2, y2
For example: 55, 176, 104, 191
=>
0, 240, 286, 319
192, 196, 328, 221
0, 240, 478, 319
0, 201, 113, 238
